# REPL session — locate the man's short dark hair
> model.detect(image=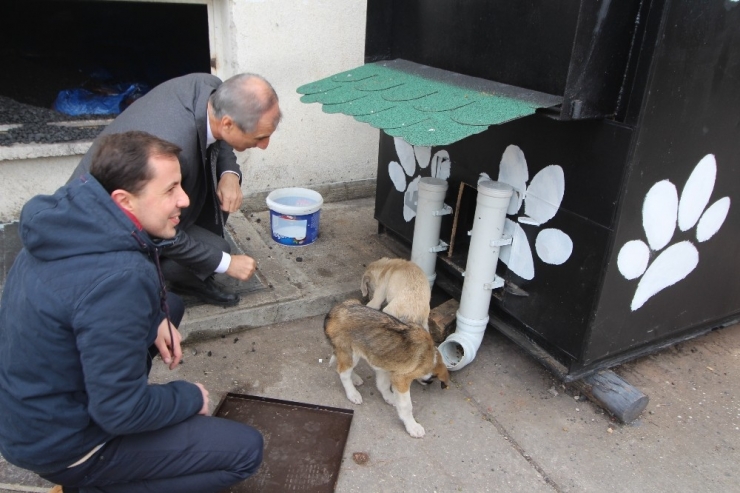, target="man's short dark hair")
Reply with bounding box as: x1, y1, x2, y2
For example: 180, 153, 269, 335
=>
90, 131, 182, 195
